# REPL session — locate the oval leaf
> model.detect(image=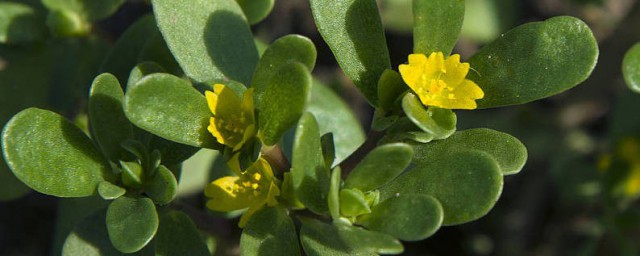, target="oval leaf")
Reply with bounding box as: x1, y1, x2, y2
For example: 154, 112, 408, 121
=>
98, 181, 126, 200
126, 62, 167, 91
106, 196, 159, 253
259, 62, 311, 145
413, 128, 527, 175
156, 210, 210, 256
468, 16, 598, 108
252, 34, 316, 105
241, 207, 301, 256
413, 0, 465, 55
328, 167, 342, 220
63, 209, 156, 256
344, 143, 413, 191
339, 188, 371, 217
89, 73, 134, 162
292, 113, 330, 214
2, 108, 113, 197
236, 0, 274, 25
123, 73, 219, 149
300, 219, 404, 256
309, 0, 391, 105
380, 150, 503, 226
623, 43, 640, 94
152, 0, 258, 85
378, 69, 408, 112
359, 194, 443, 241
0, 2, 45, 44
402, 93, 457, 139
144, 165, 178, 205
